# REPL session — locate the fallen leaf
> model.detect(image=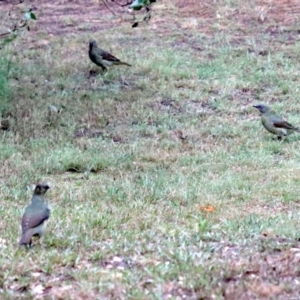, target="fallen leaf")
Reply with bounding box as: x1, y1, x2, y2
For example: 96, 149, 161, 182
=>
199, 205, 215, 212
